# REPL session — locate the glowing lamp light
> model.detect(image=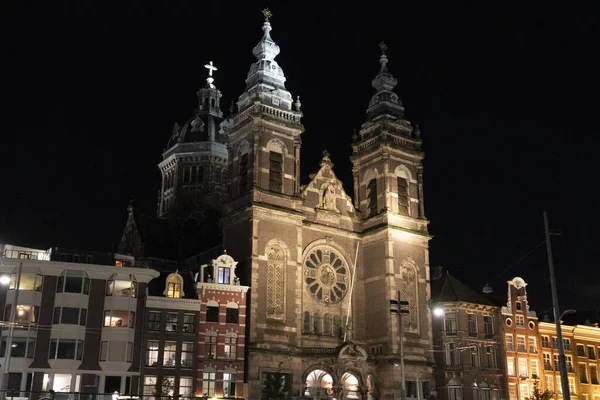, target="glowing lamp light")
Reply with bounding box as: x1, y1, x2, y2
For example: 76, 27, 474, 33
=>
0, 275, 10, 286
17, 309, 25, 316
433, 307, 444, 317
